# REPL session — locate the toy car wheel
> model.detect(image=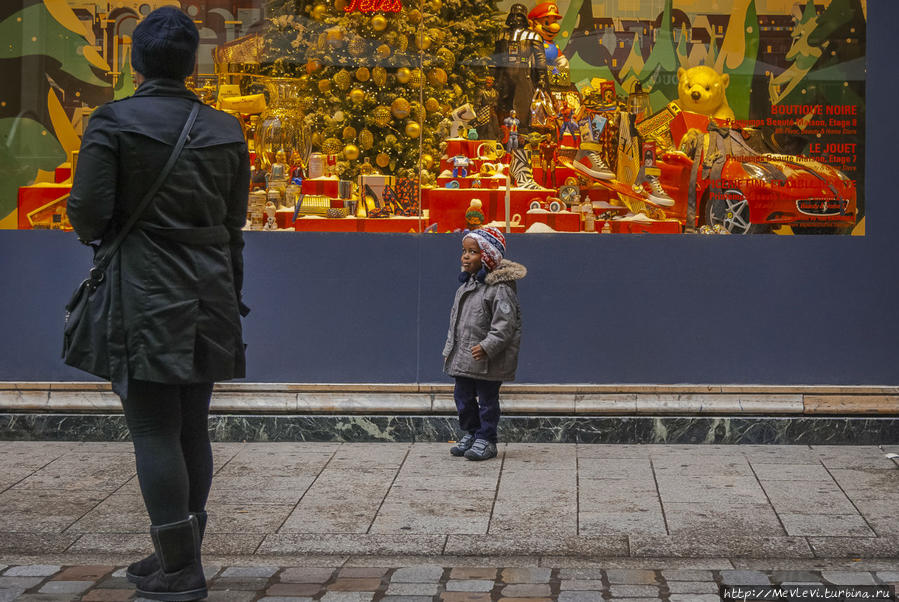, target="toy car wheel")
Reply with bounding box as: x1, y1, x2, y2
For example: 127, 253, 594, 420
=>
704, 188, 769, 234
529, 200, 543, 210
